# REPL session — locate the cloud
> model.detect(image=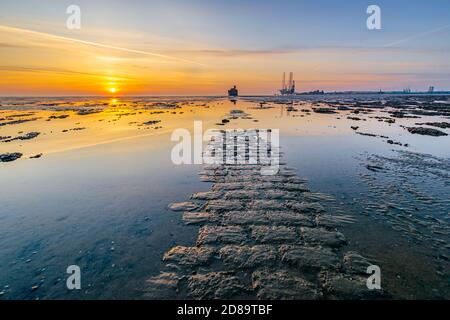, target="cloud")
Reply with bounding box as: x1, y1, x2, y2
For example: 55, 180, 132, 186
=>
0, 24, 206, 67
0, 42, 27, 48
170, 48, 298, 57
0, 65, 131, 80
167, 45, 450, 58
